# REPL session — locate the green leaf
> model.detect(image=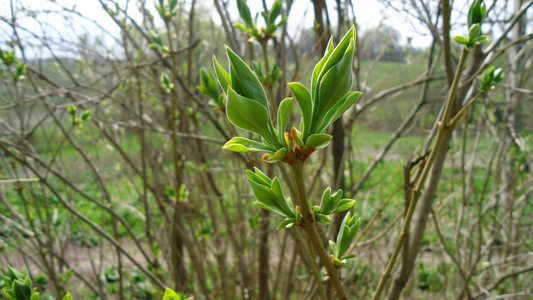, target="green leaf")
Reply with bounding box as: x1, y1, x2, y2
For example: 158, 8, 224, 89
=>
198, 69, 220, 102
467, 0, 486, 27
270, 63, 283, 84
226, 47, 268, 108
318, 187, 334, 213
160, 72, 174, 92
479, 66, 504, 92
81, 110, 91, 121
319, 26, 355, 81
335, 212, 359, 258
233, 23, 252, 35
247, 167, 272, 187
329, 240, 338, 256
250, 182, 279, 212
306, 133, 332, 149
150, 31, 163, 46
342, 254, 357, 260
248, 170, 294, 218
468, 24, 480, 41
253, 61, 264, 79
276, 98, 293, 143
0, 50, 17, 66
315, 91, 361, 134
311, 37, 334, 94
277, 16, 288, 27
288, 82, 312, 139
162, 288, 183, 300
223, 137, 276, 153
338, 226, 351, 258
330, 188, 343, 204
213, 56, 230, 93
277, 218, 296, 230
473, 35, 489, 44
67, 105, 77, 116
492, 68, 503, 83
315, 213, 331, 224
261, 11, 269, 26
271, 178, 294, 216
332, 198, 356, 213
62, 292, 73, 300
155, 2, 164, 19
453, 36, 468, 45
313, 37, 355, 130
262, 147, 288, 163
269, 0, 282, 25
3, 290, 15, 300
251, 190, 289, 218
226, 87, 279, 147
236, 0, 254, 31
13, 279, 31, 300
